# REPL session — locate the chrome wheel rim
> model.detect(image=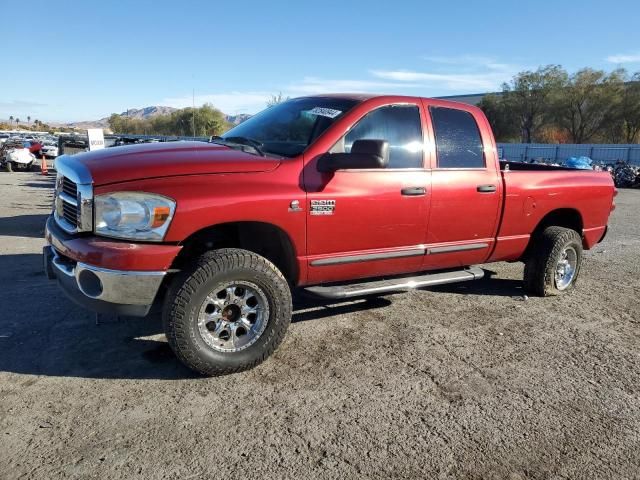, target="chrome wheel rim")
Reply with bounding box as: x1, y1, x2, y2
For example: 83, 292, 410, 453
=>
555, 246, 577, 290
197, 281, 269, 352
